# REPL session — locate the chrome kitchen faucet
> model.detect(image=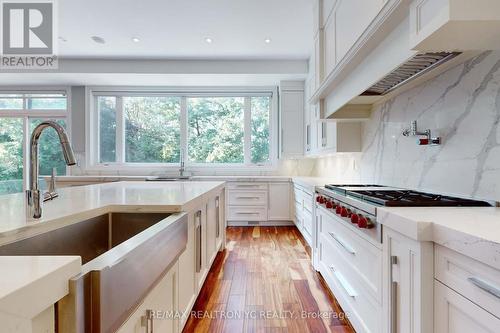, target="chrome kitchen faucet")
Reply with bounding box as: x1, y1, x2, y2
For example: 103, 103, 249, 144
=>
26, 120, 76, 219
